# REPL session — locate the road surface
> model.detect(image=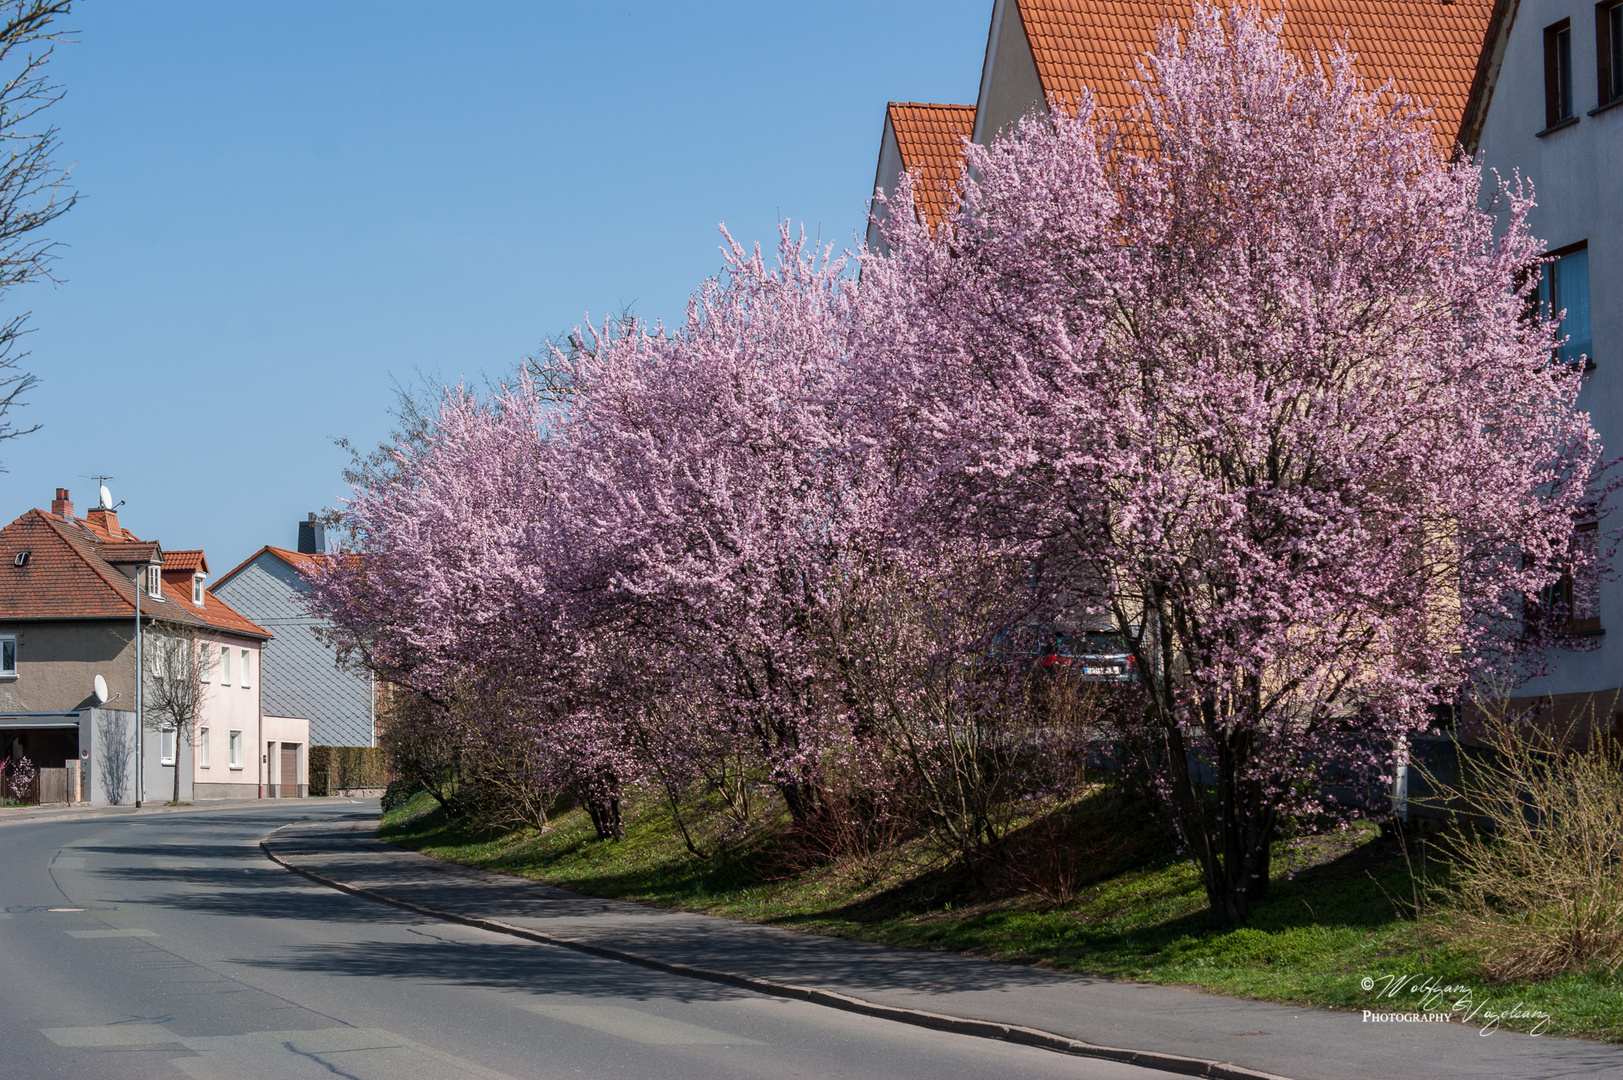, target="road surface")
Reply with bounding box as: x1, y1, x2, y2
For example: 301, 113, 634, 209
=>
0, 801, 1173, 1080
